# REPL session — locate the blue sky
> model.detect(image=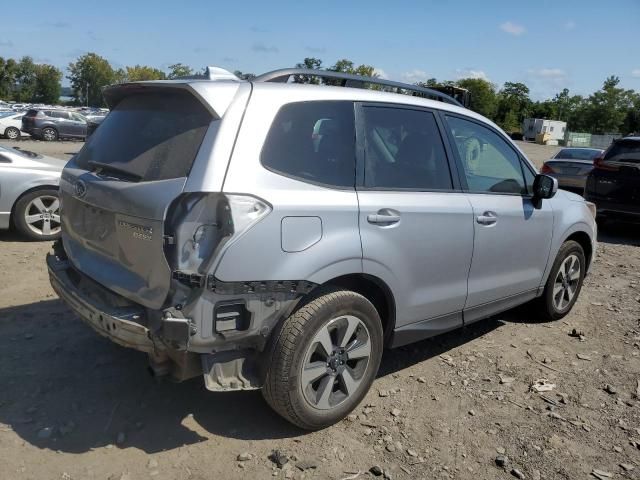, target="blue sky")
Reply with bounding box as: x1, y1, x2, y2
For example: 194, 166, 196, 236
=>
1, 0, 639, 100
